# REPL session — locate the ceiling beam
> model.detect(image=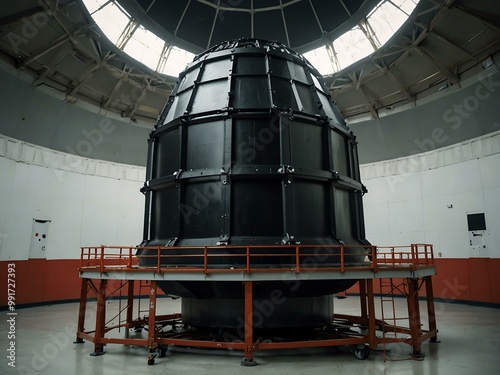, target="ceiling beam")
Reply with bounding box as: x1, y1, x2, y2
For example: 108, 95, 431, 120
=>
67, 61, 102, 96
429, 0, 456, 31
338, 0, 352, 17
174, 0, 192, 36
358, 84, 379, 119
196, 0, 302, 13
451, 3, 500, 35
206, 0, 220, 49
414, 45, 459, 86
279, 0, 291, 47
371, 59, 415, 105
0, 6, 45, 33
308, 0, 324, 34
126, 81, 149, 118
116, 19, 140, 50
348, 71, 378, 119
250, 0, 254, 38
429, 30, 480, 63
31, 48, 70, 87
18, 34, 70, 69
358, 18, 380, 51
325, 42, 341, 73
102, 65, 136, 109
